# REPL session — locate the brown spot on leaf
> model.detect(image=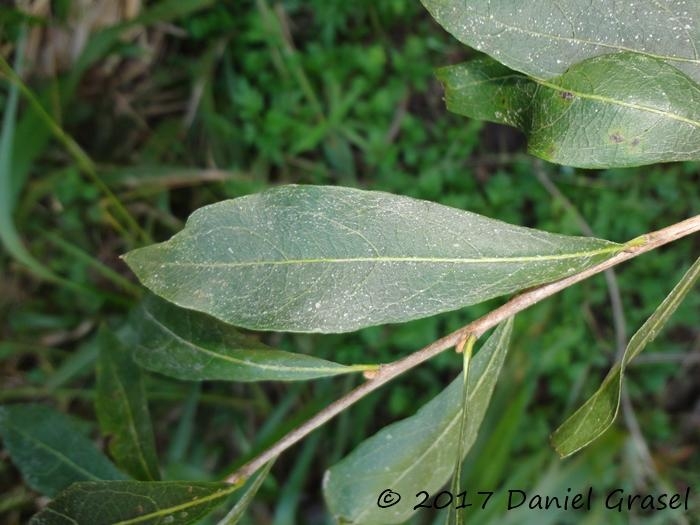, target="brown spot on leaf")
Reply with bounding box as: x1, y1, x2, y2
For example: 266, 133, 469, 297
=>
631, 138, 640, 146
560, 91, 574, 101
609, 133, 624, 144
